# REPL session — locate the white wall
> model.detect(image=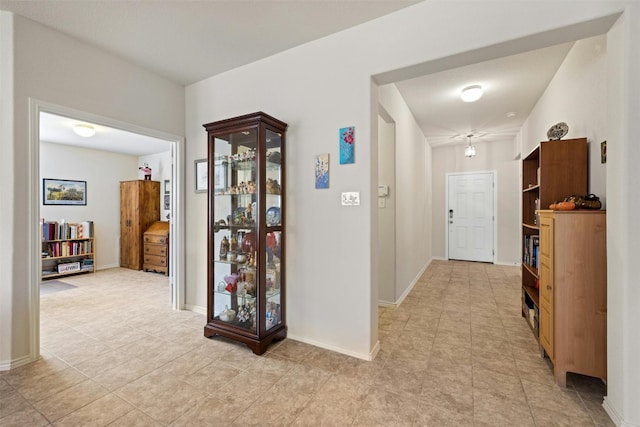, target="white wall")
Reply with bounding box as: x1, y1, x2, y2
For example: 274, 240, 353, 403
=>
40, 142, 139, 269
378, 84, 432, 304
431, 139, 520, 264
1, 12, 184, 369
138, 151, 172, 220
519, 34, 608, 205
4, 4, 640, 424
604, 6, 640, 426
377, 115, 396, 305
184, 1, 632, 362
